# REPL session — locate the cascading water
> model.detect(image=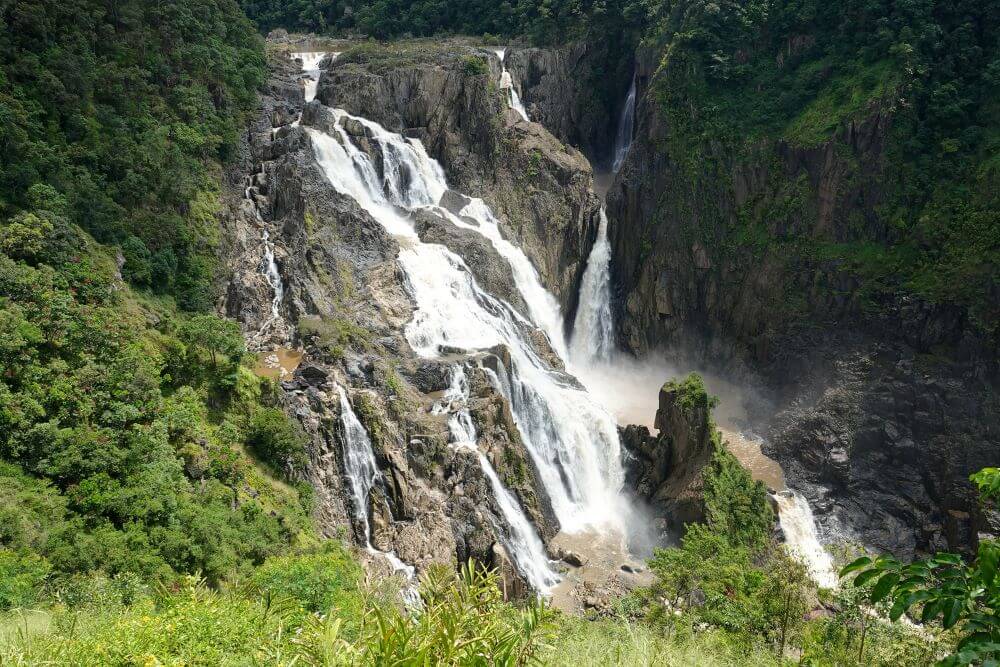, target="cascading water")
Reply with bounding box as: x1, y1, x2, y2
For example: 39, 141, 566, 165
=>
249, 53, 332, 339
569, 208, 615, 363
567, 72, 635, 365
291, 51, 333, 104
494, 49, 530, 122
336, 385, 419, 603
611, 74, 636, 174
434, 366, 559, 592
306, 107, 626, 535
775, 490, 838, 589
